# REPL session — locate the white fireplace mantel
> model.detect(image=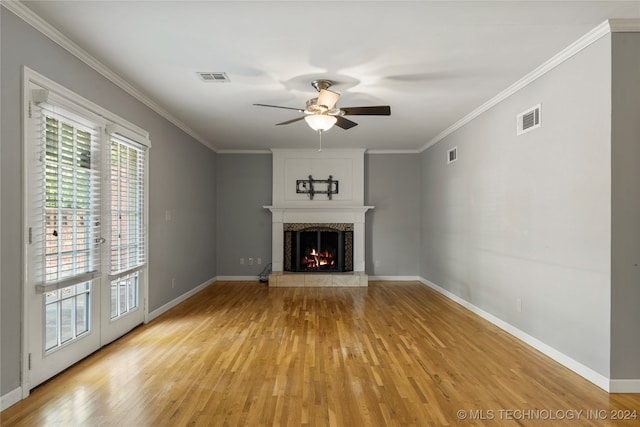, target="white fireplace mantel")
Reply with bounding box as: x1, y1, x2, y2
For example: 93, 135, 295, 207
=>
264, 205, 374, 272
264, 205, 373, 223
